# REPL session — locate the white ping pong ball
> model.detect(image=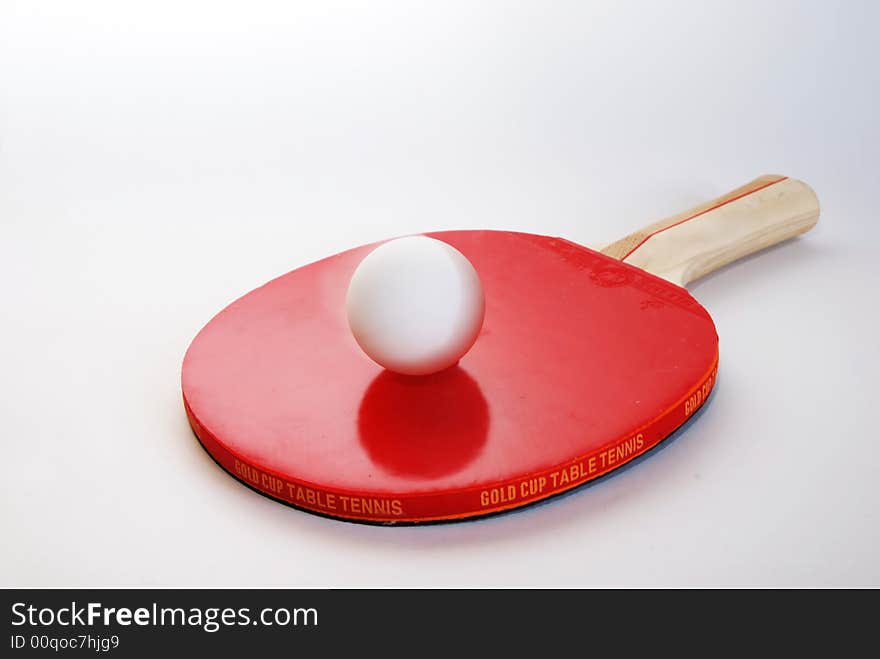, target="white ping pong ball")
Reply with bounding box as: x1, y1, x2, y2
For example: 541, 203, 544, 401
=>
346, 236, 485, 376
